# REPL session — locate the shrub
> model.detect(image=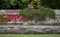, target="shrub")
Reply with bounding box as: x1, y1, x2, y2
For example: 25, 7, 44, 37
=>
19, 7, 55, 23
